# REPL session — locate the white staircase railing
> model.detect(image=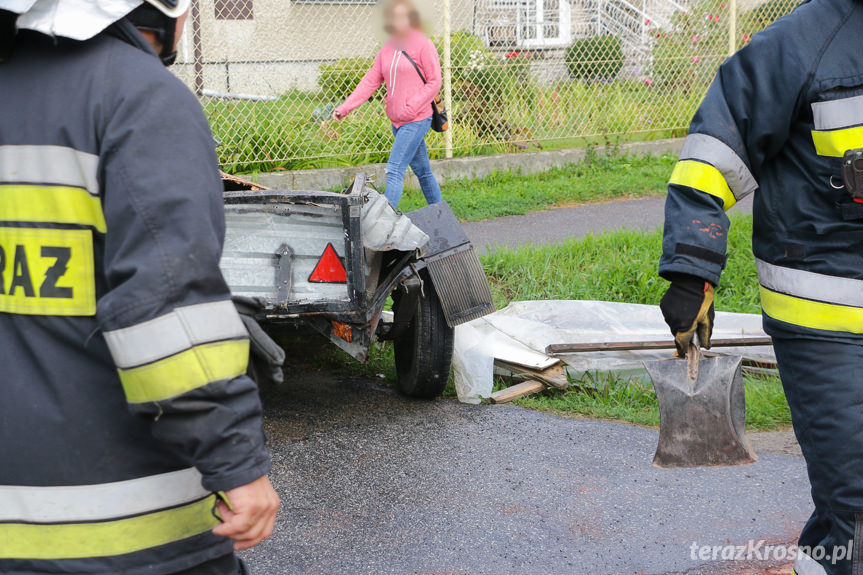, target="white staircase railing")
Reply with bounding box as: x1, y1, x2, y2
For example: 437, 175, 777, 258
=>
473, 0, 689, 58
575, 0, 689, 58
